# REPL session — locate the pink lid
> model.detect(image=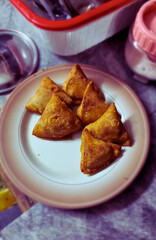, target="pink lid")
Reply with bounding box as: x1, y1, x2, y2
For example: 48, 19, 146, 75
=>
133, 0, 156, 56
